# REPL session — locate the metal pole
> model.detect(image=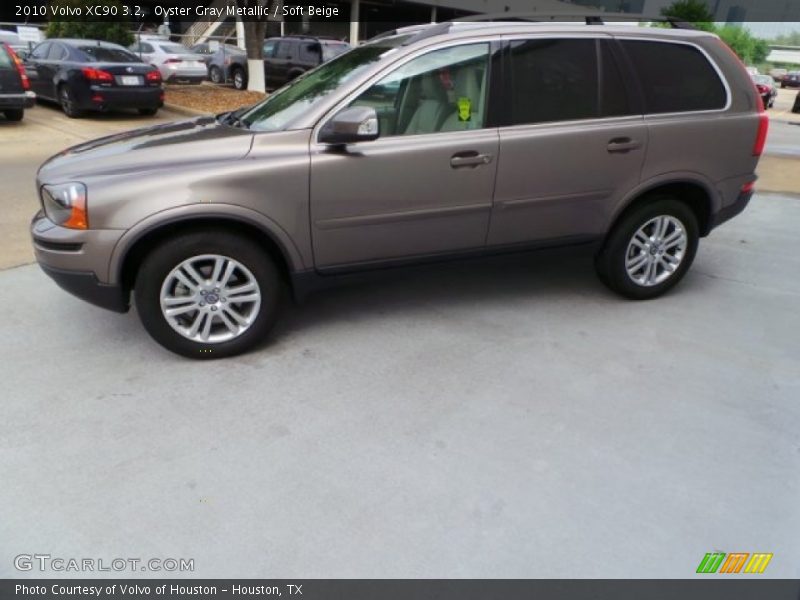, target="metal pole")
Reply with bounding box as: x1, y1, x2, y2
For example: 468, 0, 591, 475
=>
350, 0, 360, 45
